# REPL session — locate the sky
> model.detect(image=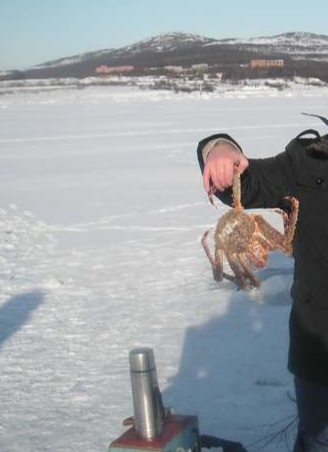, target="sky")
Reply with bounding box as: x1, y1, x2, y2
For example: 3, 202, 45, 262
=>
1, 0, 328, 71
